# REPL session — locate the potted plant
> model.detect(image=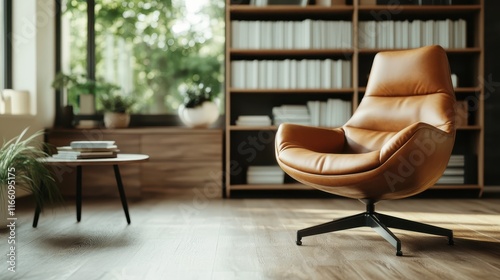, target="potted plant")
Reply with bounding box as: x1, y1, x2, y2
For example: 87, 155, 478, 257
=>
178, 82, 220, 128
99, 92, 135, 128
52, 72, 120, 115
0, 128, 62, 228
